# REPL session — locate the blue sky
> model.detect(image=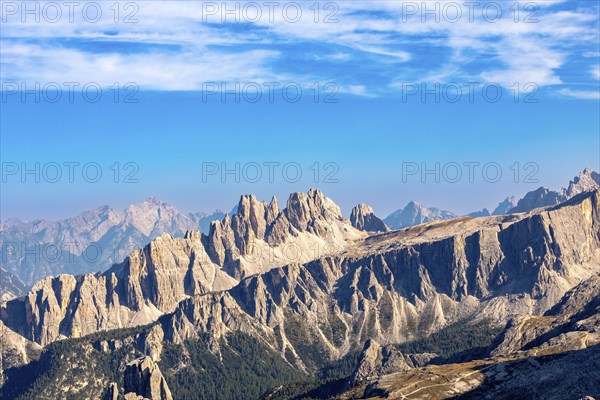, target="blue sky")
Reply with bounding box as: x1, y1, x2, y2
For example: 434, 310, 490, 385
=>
1, 0, 599, 220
